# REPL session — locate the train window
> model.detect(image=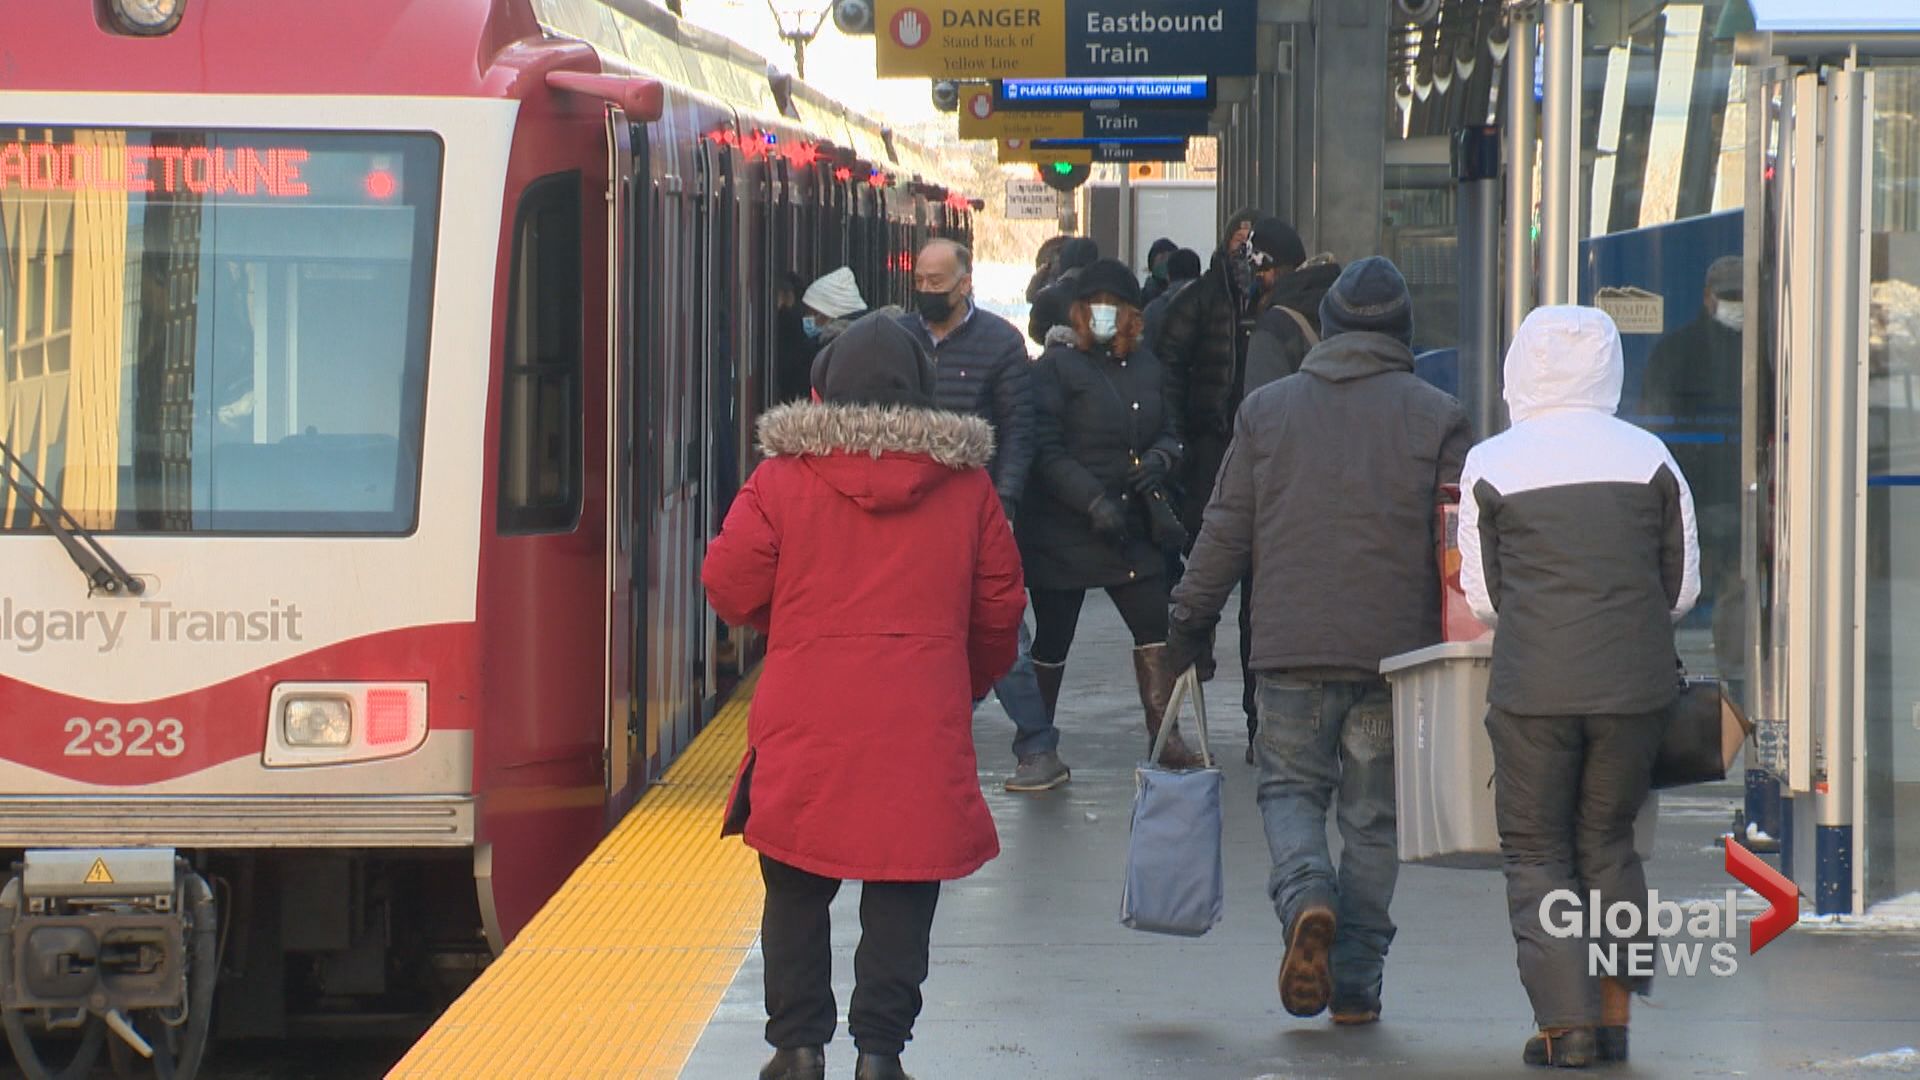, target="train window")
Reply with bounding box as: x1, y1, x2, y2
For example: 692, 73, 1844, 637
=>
0, 127, 441, 534
499, 173, 584, 534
